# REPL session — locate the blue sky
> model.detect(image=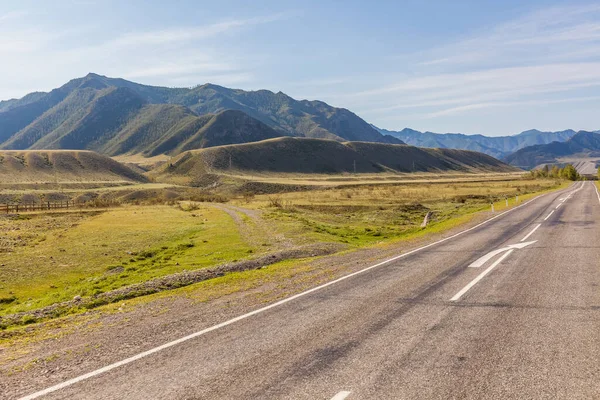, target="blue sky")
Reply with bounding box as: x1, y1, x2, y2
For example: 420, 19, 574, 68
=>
1, 0, 599, 136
